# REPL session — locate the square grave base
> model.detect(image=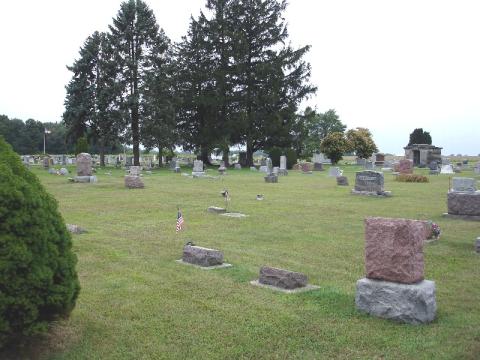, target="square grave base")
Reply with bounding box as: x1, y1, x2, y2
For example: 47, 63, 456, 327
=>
220, 212, 248, 218
250, 280, 320, 294
355, 278, 436, 325
175, 260, 232, 270
351, 190, 392, 197
442, 213, 480, 221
